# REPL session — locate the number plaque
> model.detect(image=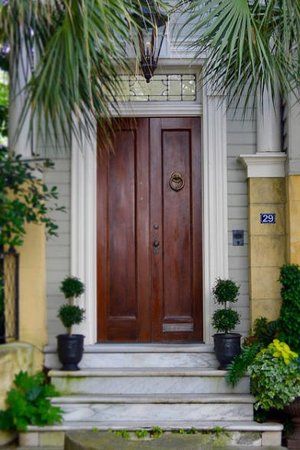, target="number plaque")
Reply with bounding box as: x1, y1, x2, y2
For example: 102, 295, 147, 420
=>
260, 213, 276, 224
